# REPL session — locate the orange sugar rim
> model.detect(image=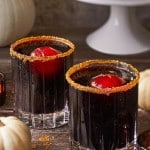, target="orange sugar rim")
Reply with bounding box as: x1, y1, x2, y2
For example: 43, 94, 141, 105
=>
10, 35, 75, 62
66, 59, 140, 95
